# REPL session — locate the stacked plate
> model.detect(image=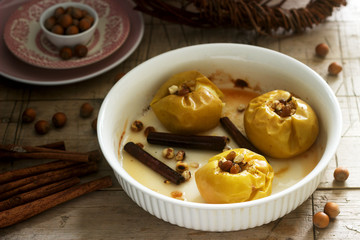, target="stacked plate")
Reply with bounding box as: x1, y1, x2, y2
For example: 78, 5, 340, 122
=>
0, 0, 144, 85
